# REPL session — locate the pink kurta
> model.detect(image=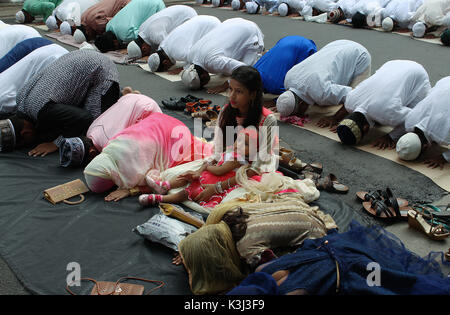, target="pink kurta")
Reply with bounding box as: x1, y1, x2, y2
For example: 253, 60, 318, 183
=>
86, 93, 162, 152
84, 112, 213, 192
